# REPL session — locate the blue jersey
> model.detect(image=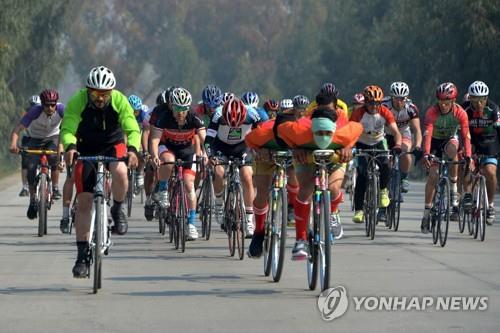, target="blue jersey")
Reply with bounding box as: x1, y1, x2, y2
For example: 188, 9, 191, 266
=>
255, 107, 269, 121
